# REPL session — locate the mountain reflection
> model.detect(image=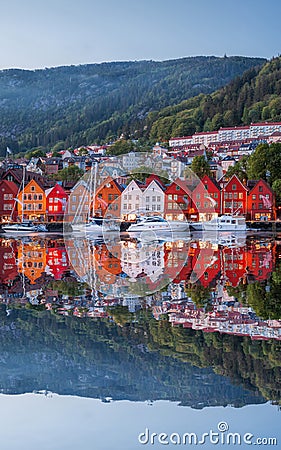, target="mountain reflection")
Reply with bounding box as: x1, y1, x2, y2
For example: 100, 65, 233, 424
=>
0, 234, 281, 407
